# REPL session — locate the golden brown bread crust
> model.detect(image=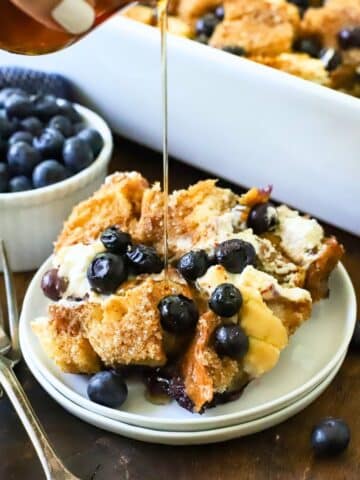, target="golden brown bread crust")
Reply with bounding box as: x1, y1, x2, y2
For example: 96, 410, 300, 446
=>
264, 231, 344, 301
210, 0, 299, 55
181, 311, 242, 412
33, 272, 193, 372
32, 303, 101, 374
55, 173, 342, 300
224, 0, 299, 24
136, 179, 241, 256
178, 0, 220, 25
122, 5, 156, 25
305, 237, 345, 301
252, 53, 330, 85
55, 172, 148, 252
83, 274, 192, 367
264, 293, 312, 335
